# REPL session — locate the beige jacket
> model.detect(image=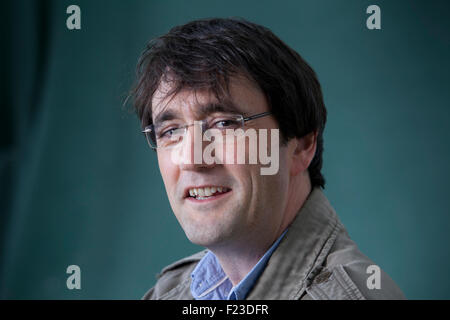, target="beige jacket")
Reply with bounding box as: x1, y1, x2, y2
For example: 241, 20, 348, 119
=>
143, 188, 405, 300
